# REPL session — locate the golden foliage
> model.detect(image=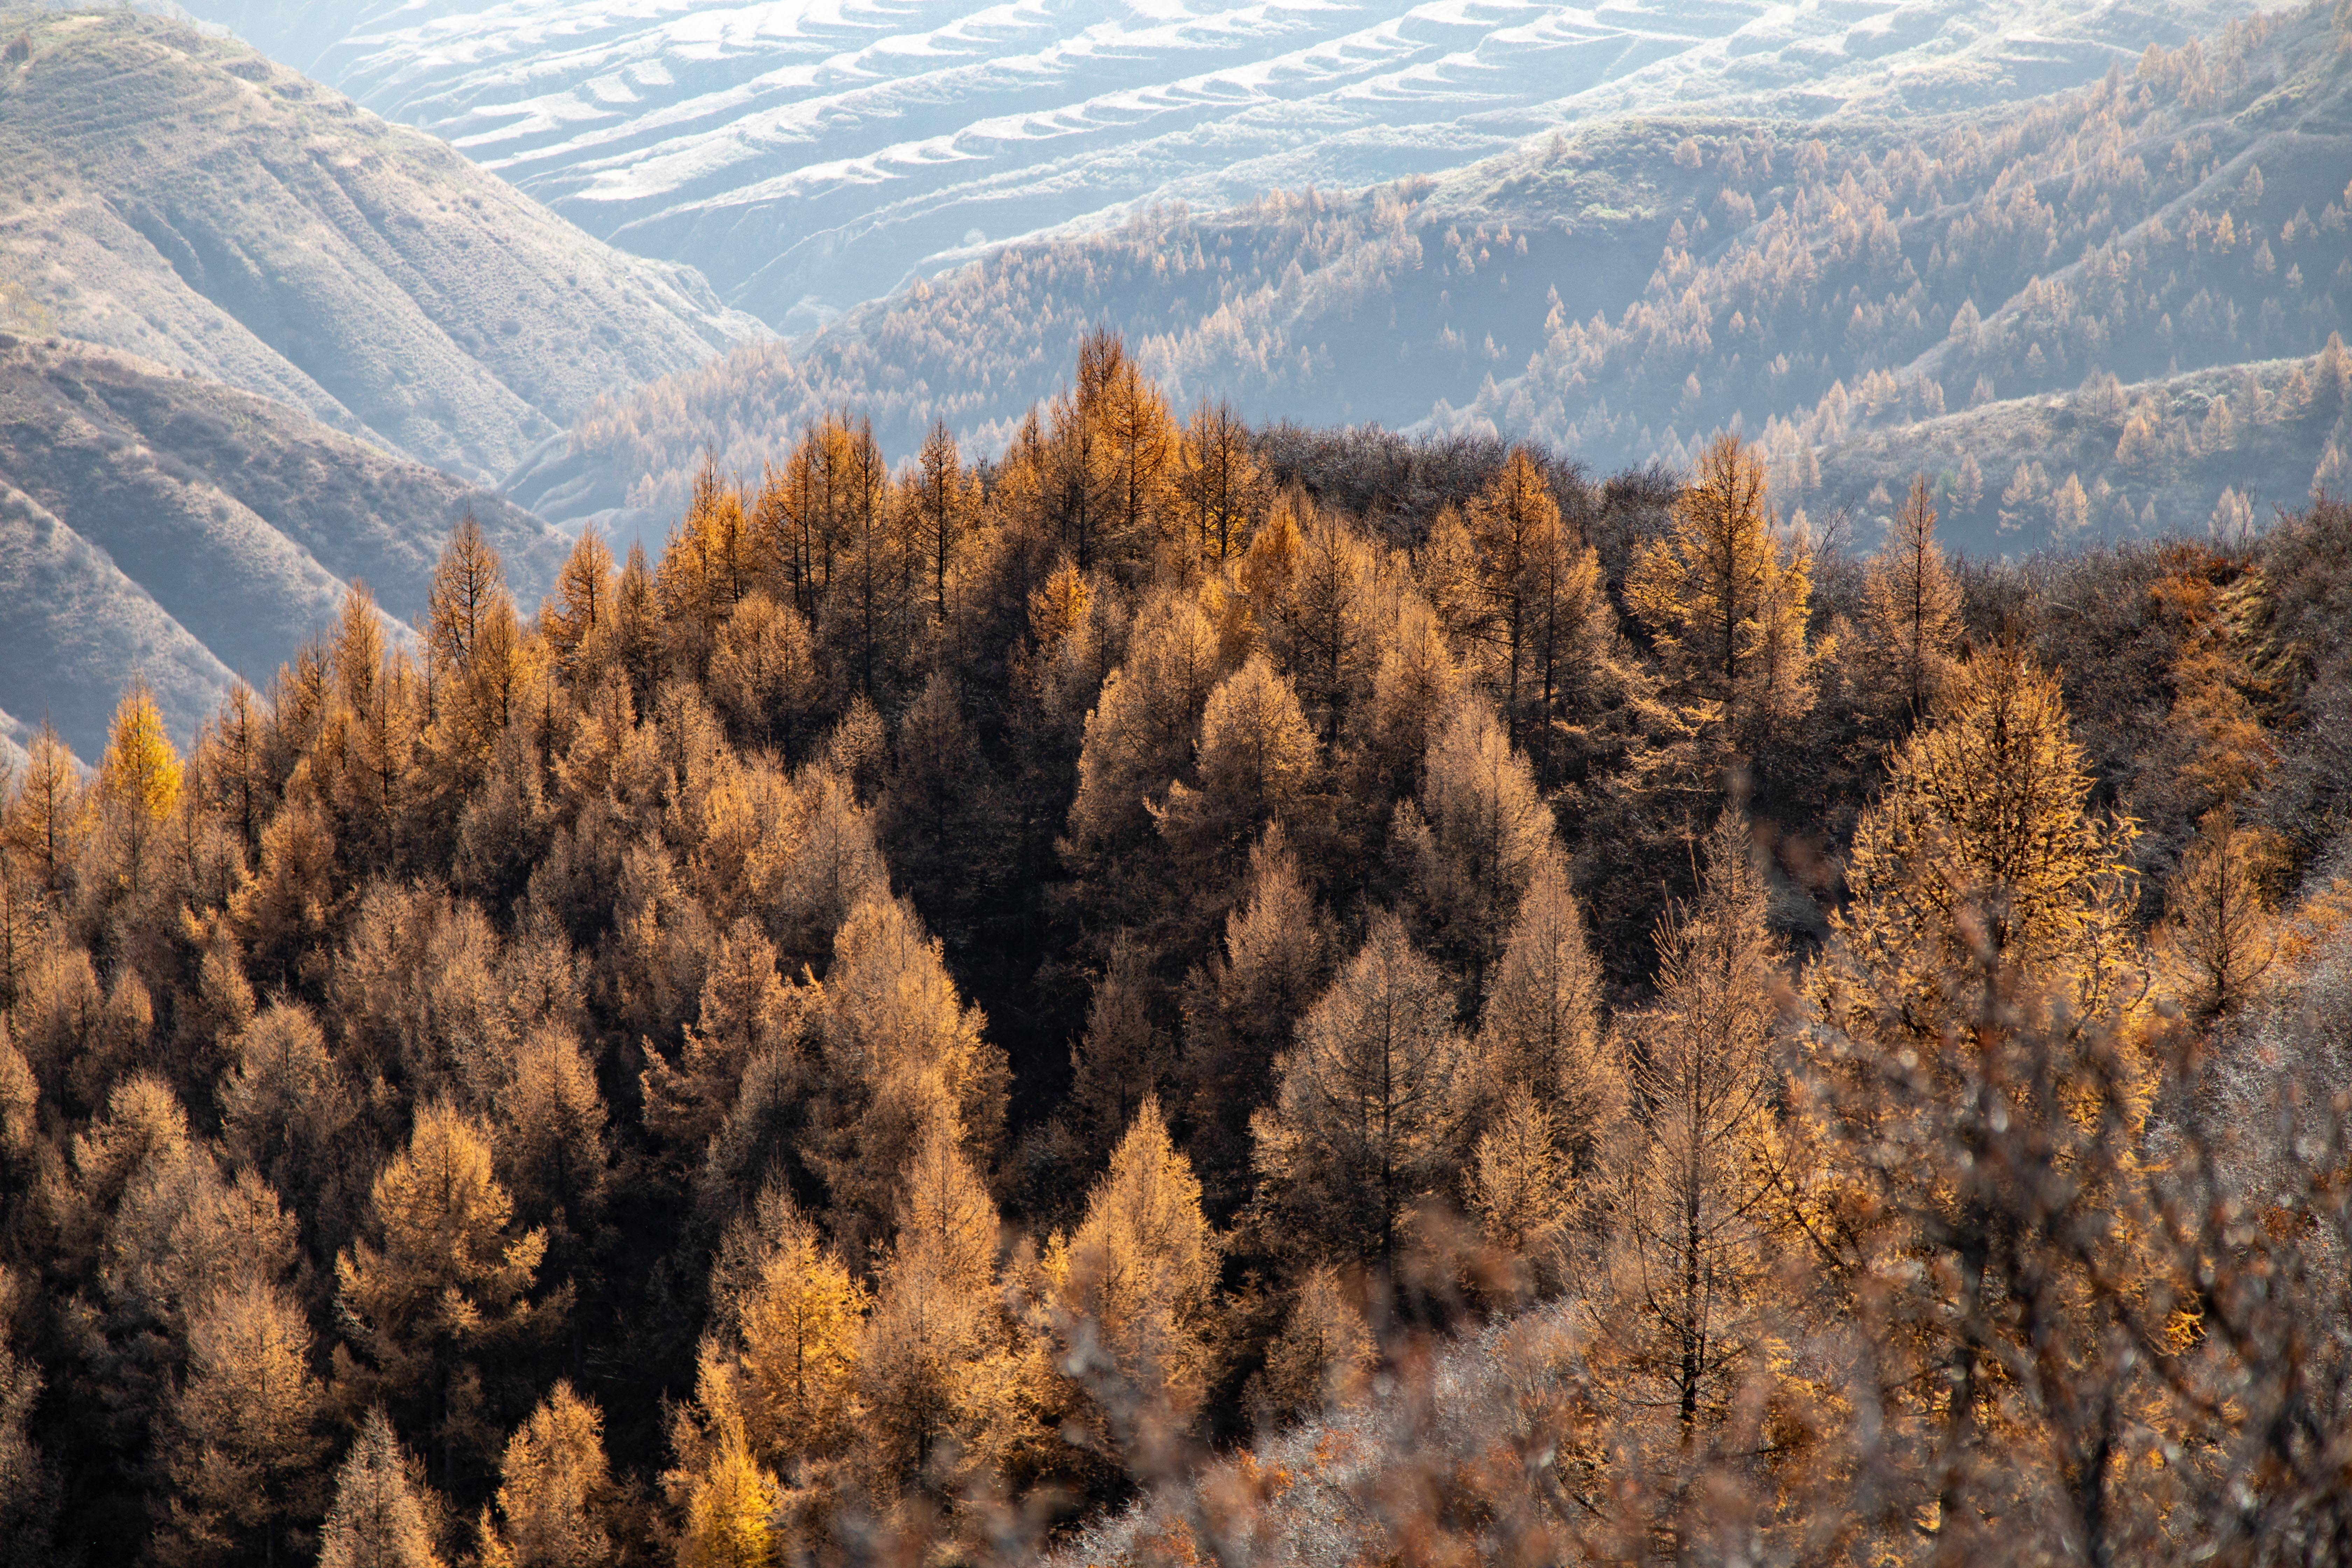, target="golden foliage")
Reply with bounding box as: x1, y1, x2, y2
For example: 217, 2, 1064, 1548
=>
2153, 807, 2282, 1021
672, 1415, 778, 1568
1596, 813, 1784, 1434
335, 1105, 546, 1423
1046, 1097, 1222, 1442
480, 1381, 610, 1568
317, 1409, 443, 1568
1854, 474, 1963, 727
156, 1281, 324, 1566
724, 1191, 867, 1466
855, 1120, 1028, 1496
1476, 850, 1623, 1174
99, 679, 182, 824
1157, 653, 1318, 864
1468, 1085, 1575, 1270
1254, 1265, 1374, 1422
1628, 432, 1815, 748
1819, 642, 2143, 1042
1252, 913, 1468, 1263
